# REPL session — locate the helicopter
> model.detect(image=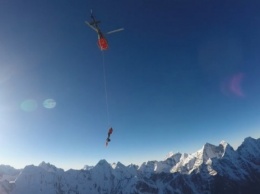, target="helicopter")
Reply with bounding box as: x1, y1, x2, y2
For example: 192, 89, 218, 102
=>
85, 11, 124, 50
